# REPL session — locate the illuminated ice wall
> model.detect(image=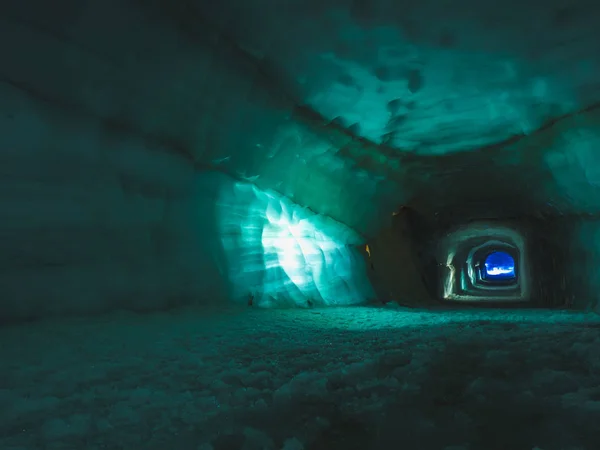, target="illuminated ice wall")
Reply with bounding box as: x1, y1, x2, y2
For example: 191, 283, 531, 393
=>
0, 0, 382, 322
216, 177, 375, 307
